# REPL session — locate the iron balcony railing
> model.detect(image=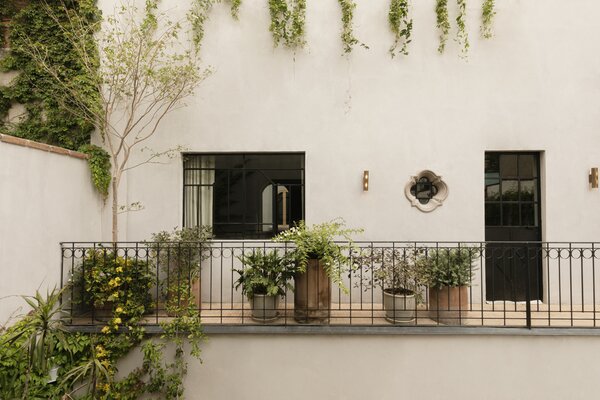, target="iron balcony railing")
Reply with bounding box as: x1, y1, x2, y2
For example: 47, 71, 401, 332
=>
60, 241, 600, 331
